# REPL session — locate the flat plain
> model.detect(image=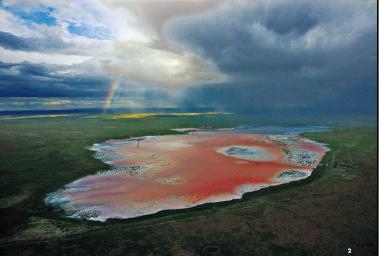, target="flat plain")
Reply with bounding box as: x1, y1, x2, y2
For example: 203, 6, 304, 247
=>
0, 114, 377, 256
